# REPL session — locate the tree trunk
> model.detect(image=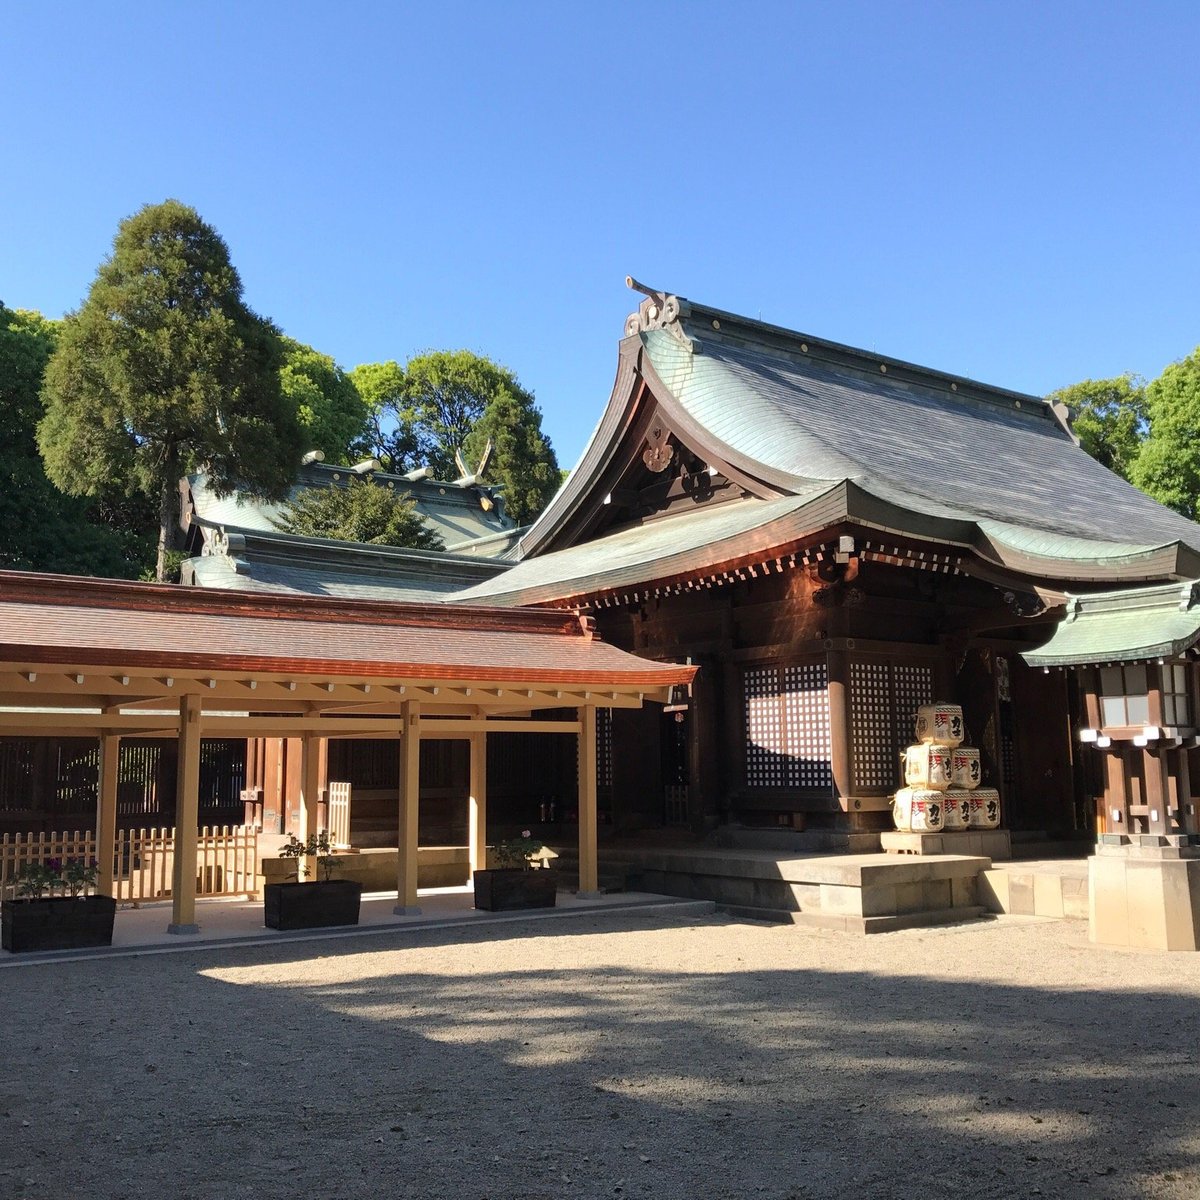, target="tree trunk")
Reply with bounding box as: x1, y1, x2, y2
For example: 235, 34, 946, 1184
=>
156, 459, 179, 583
